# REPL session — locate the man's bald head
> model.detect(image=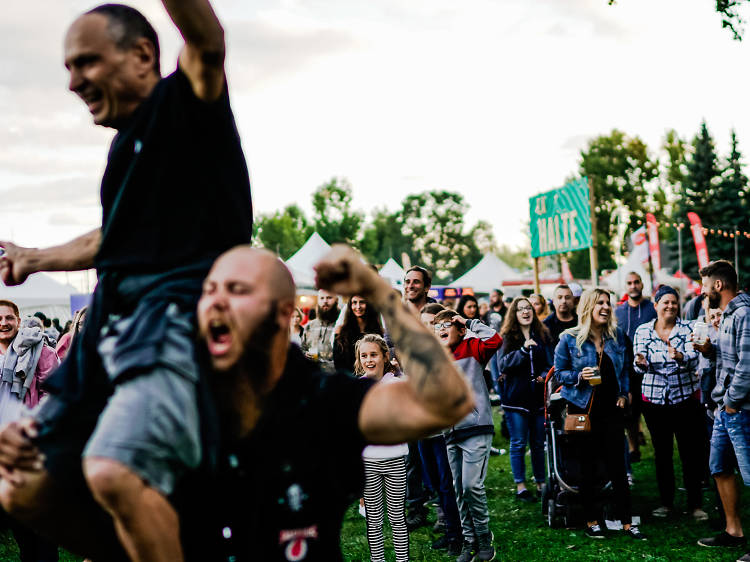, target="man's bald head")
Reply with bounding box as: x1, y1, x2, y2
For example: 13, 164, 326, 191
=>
218, 246, 296, 302
199, 246, 298, 372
